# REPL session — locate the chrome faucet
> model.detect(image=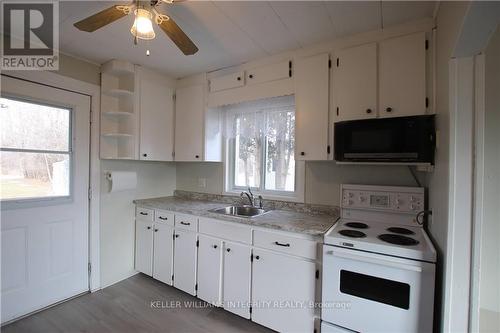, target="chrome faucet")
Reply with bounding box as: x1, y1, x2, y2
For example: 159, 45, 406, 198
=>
240, 187, 254, 207
240, 187, 264, 209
